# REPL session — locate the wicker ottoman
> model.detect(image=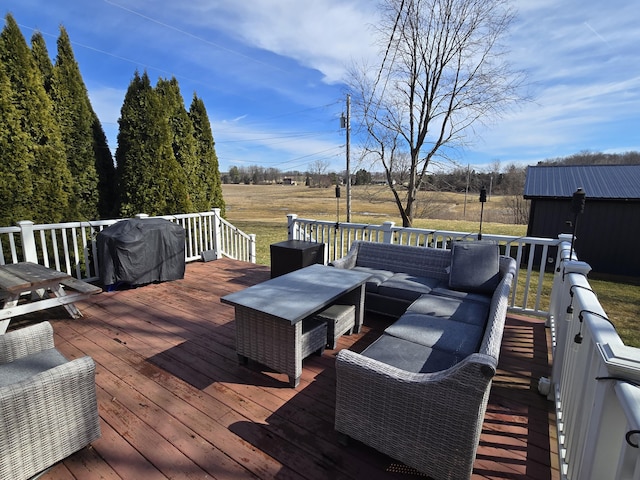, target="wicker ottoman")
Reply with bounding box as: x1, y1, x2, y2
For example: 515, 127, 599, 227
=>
300, 317, 328, 359
314, 304, 356, 349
